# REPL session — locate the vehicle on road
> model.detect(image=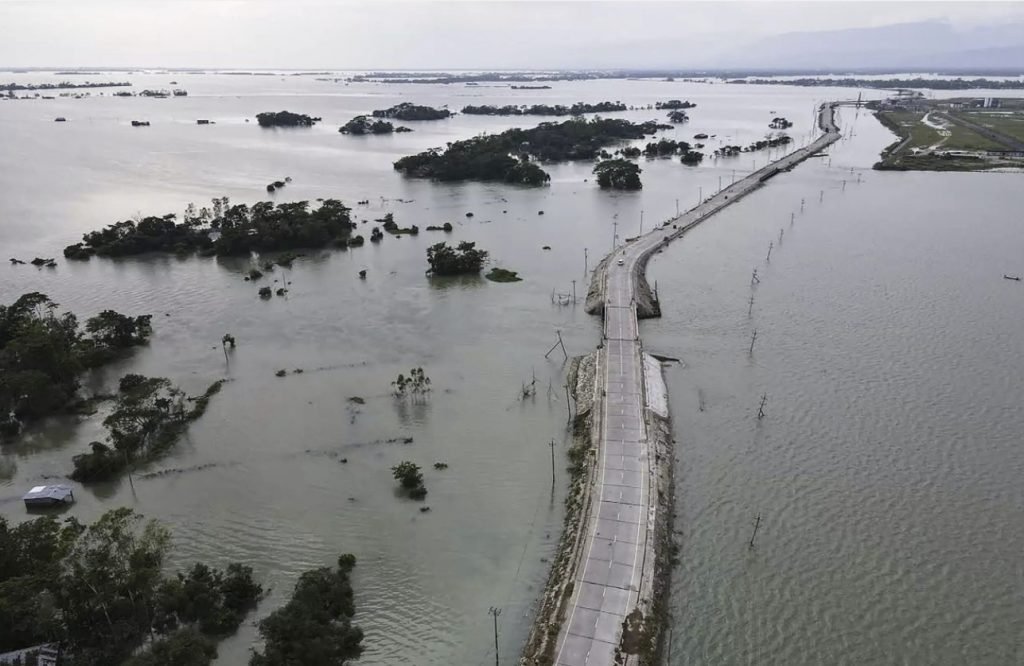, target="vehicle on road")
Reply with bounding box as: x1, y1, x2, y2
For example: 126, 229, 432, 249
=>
617, 258, 624, 266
